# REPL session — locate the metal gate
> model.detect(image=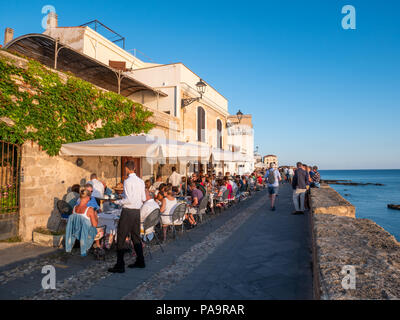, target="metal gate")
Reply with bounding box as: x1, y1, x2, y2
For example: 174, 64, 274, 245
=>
0, 140, 21, 240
